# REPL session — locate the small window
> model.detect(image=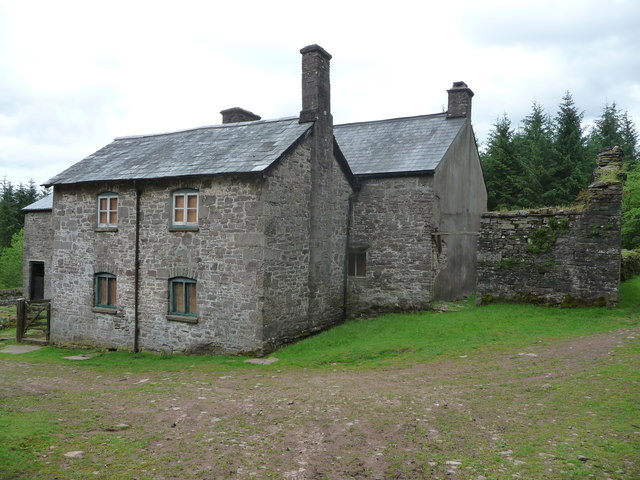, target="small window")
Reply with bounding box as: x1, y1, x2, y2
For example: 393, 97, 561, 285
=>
348, 252, 367, 277
97, 193, 118, 227
95, 273, 117, 308
169, 277, 197, 316
173, 190, 198, 226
